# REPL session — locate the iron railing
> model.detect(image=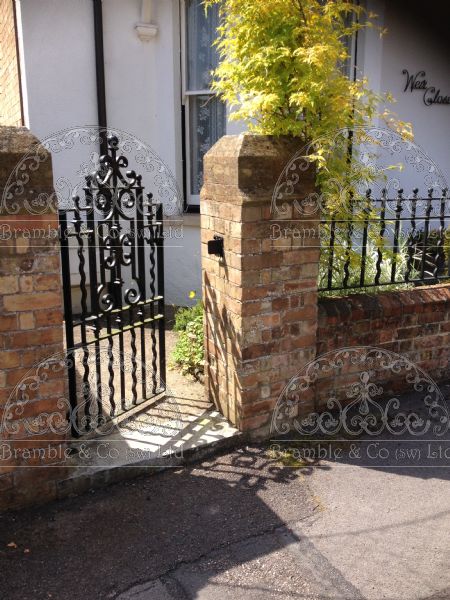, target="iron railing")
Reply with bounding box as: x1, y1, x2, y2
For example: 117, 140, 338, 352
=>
319, 188, 450, 292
